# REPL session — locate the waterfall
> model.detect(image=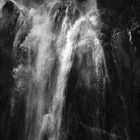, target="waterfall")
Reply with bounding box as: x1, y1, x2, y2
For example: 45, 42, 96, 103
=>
1, 0, 139, 140
12, 1, 107, 140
